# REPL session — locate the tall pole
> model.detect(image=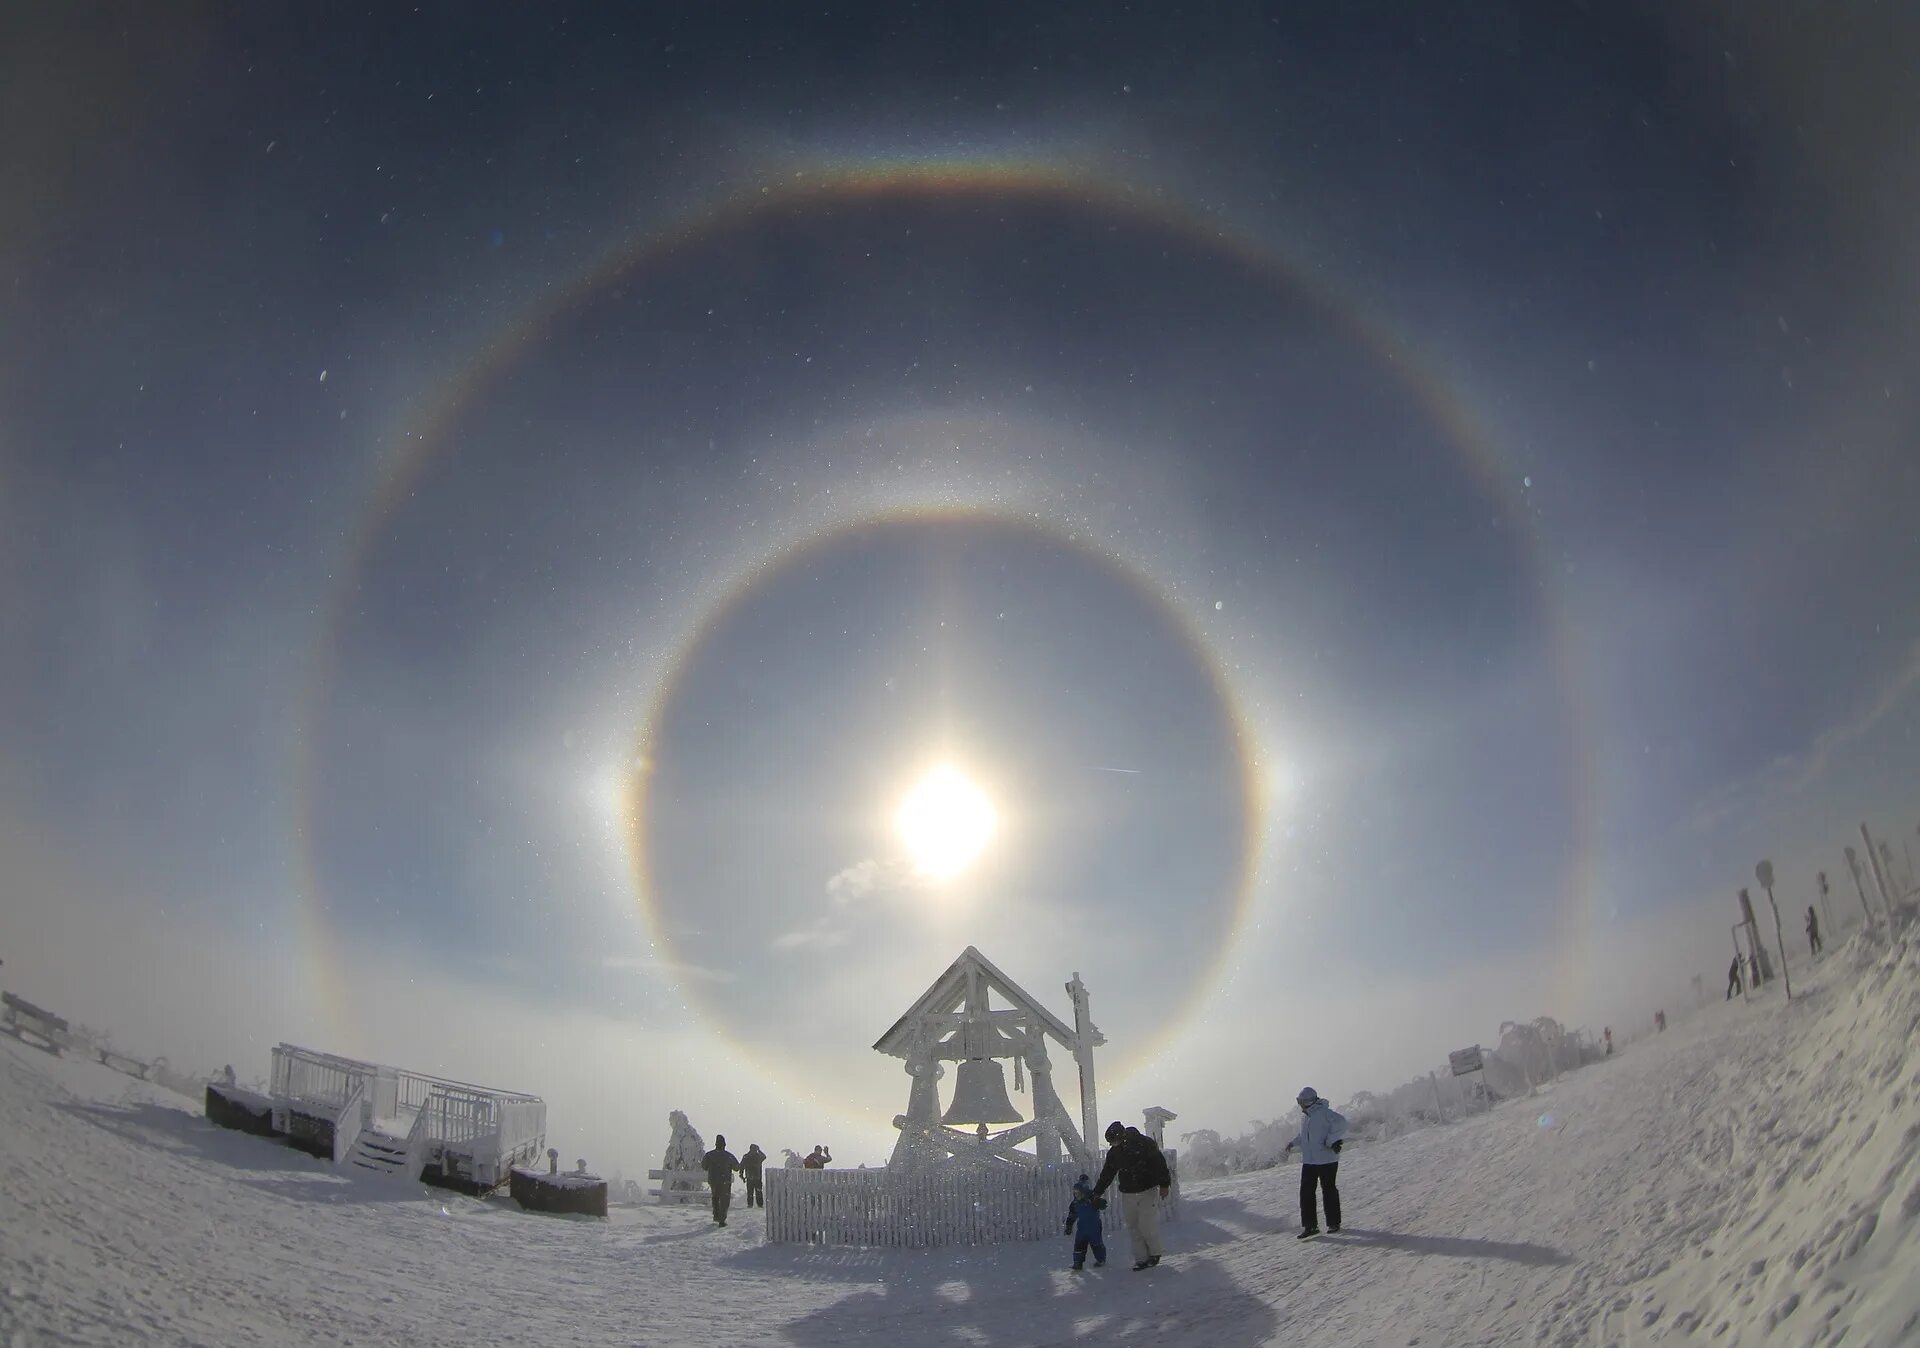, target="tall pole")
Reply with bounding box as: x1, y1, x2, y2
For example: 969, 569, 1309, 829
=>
1862, 825, 1896, 918
1757, 861, 1792, 1001
1844, 846, 1876, 927
1067, 973, 1100, 1168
